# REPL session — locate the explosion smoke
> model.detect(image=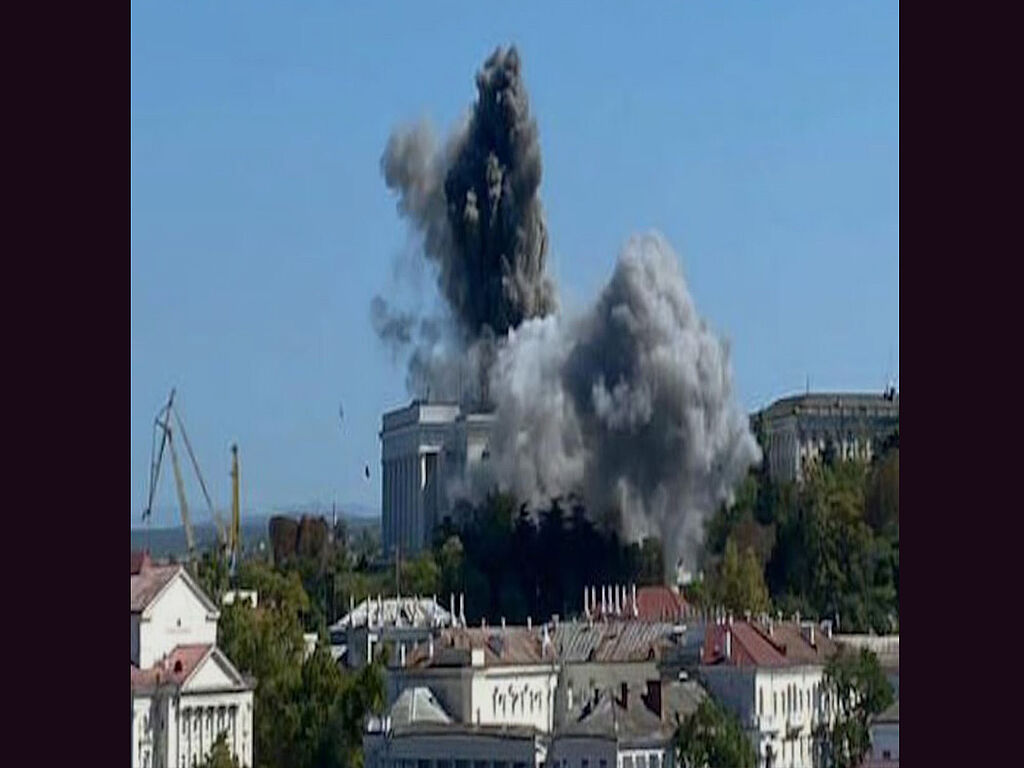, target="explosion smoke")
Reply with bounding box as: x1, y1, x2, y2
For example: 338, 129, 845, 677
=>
375, 46, 760, 572
471, 233, 761, 570
377, 46, 556, 402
